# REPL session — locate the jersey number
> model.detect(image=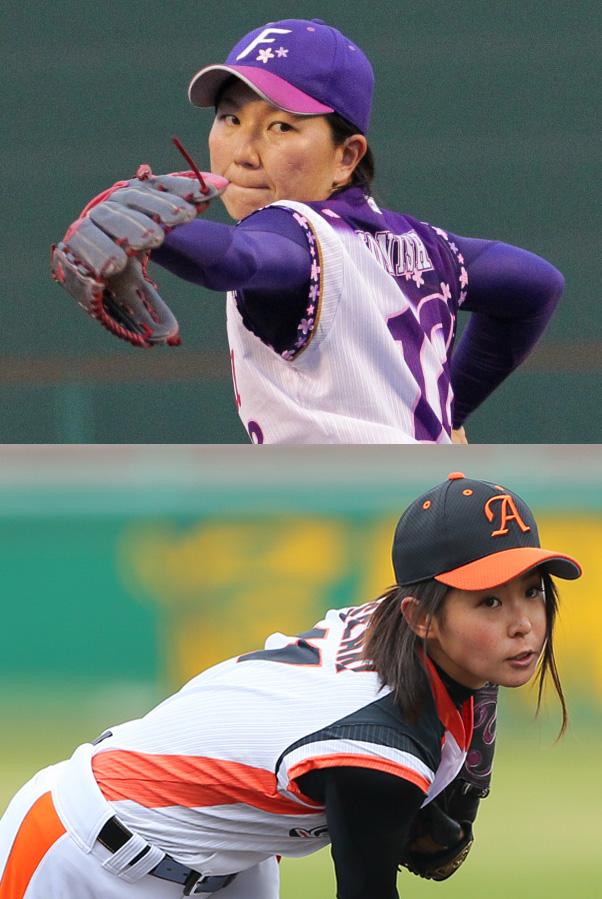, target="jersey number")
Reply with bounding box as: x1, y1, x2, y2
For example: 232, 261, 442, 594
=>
238, 628, 327, 667
386, 292, 454, 439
